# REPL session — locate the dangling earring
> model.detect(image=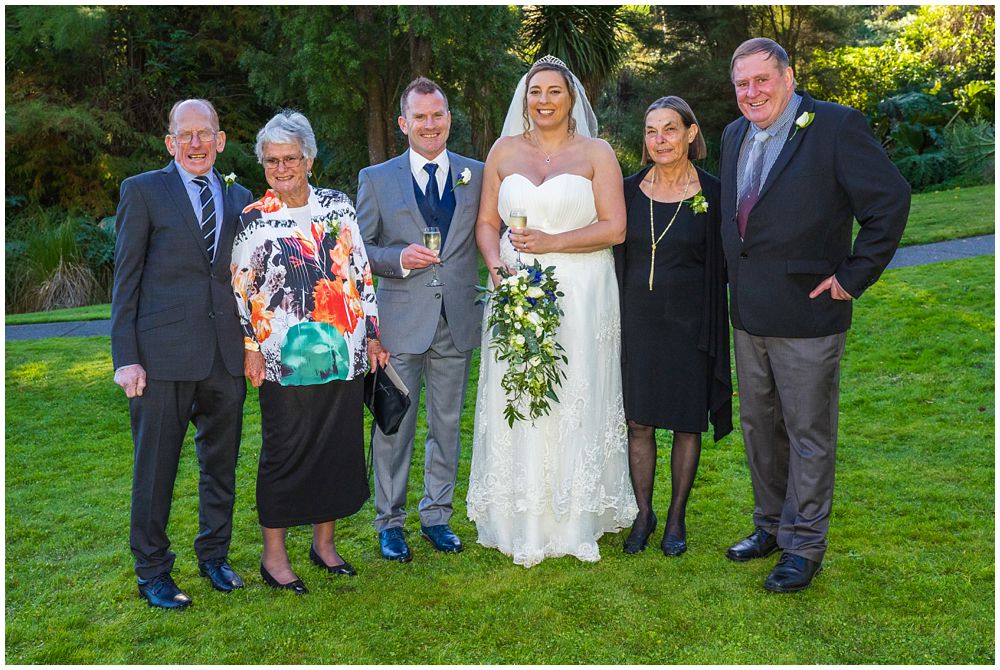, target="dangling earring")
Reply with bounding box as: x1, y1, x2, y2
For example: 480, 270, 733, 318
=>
307, 170, 313, 178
